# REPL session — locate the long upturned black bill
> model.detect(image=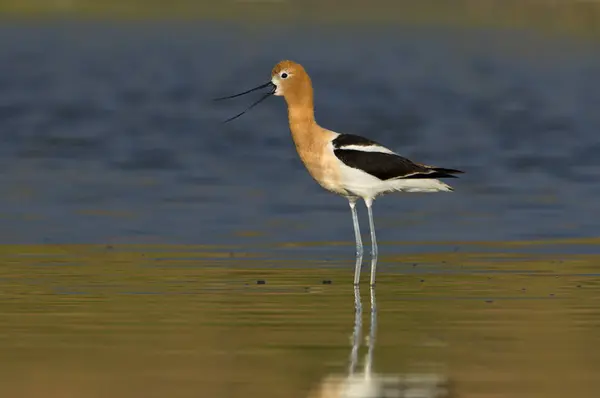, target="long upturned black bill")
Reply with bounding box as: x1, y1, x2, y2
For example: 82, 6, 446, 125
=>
214, 81, 276, 123
214, 81, 274, 101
